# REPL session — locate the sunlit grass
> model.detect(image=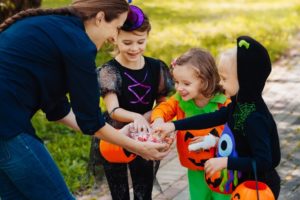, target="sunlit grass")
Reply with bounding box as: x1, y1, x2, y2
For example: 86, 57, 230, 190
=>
42, 0, 300, 64
136, 0, 300, 62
